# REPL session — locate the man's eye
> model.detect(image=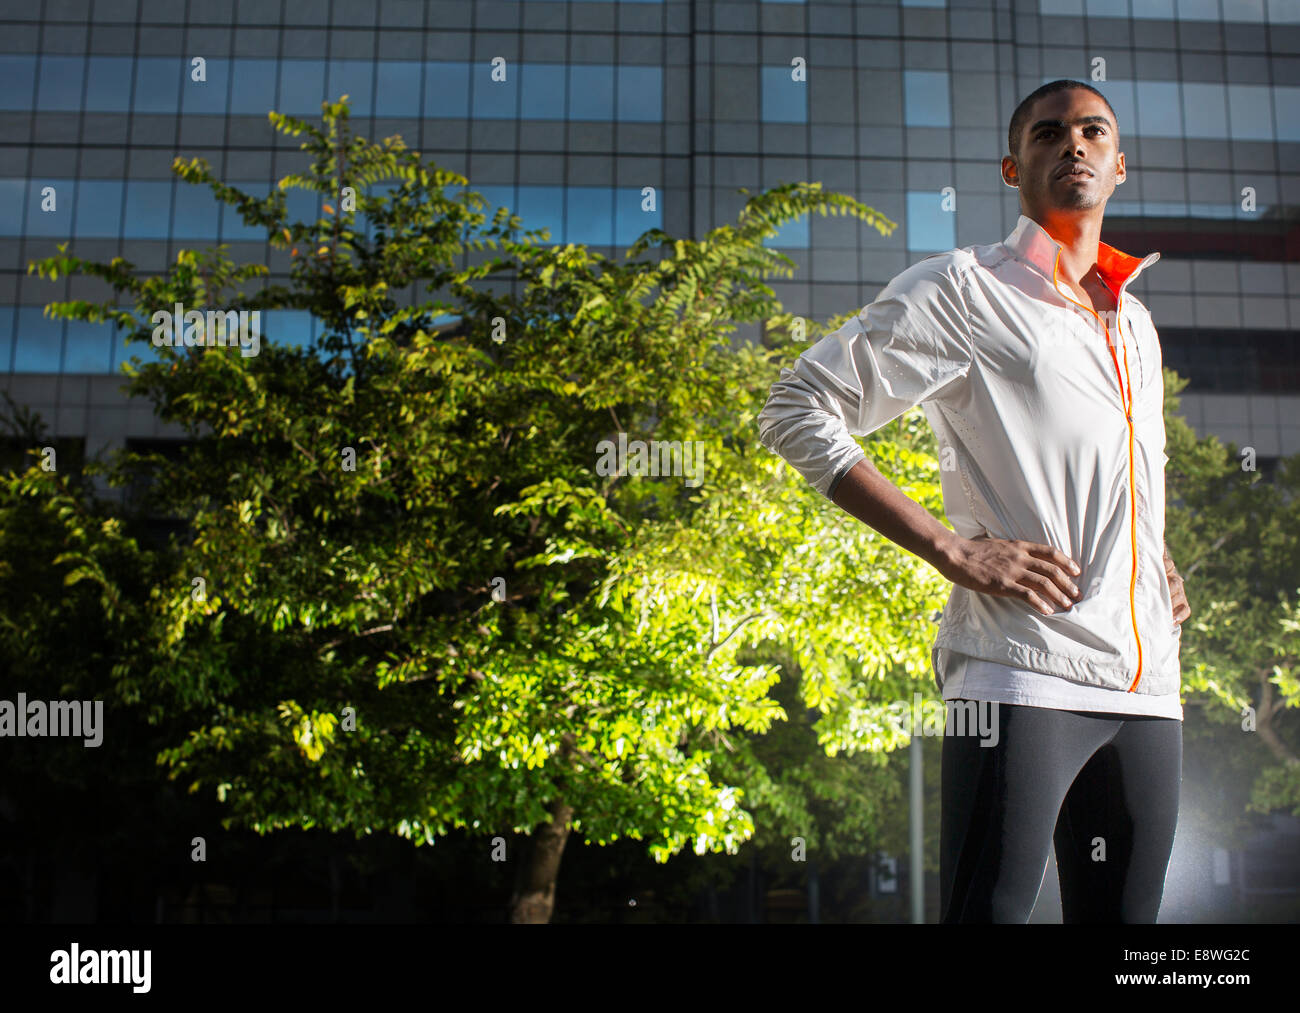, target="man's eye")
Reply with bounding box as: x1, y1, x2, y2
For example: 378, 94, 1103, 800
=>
1039, 126, 1104, 138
